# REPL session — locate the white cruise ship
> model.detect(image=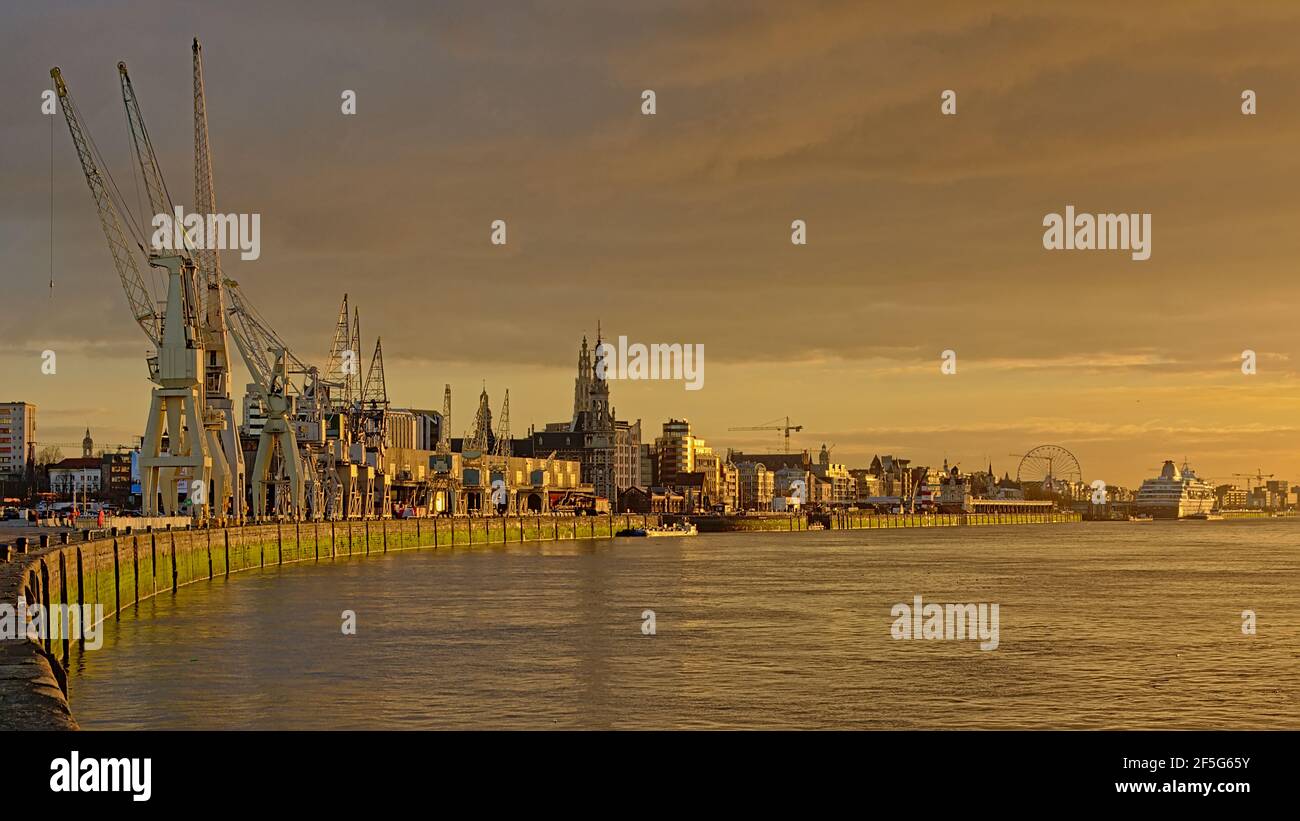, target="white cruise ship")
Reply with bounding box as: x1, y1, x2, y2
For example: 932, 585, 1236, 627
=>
1133, 460, 1216, 519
